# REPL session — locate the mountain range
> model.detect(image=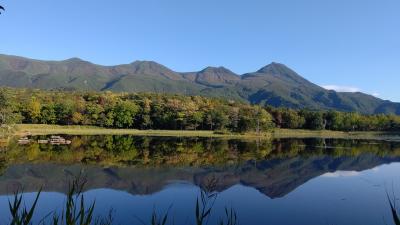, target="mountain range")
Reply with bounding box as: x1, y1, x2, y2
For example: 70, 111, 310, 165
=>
1, 54, 399, 114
